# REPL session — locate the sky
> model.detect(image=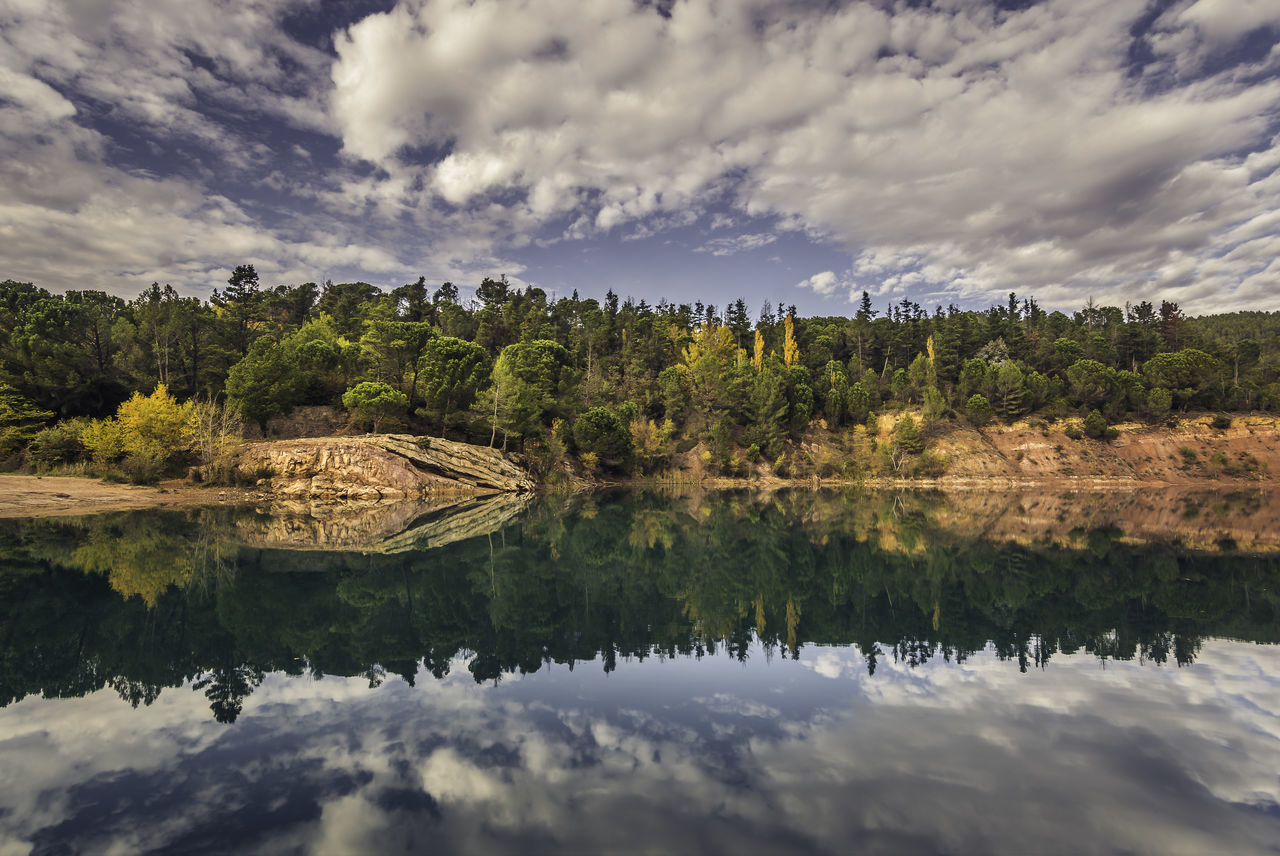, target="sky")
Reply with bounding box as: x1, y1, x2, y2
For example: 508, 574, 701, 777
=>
2, 0, 1280, 315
